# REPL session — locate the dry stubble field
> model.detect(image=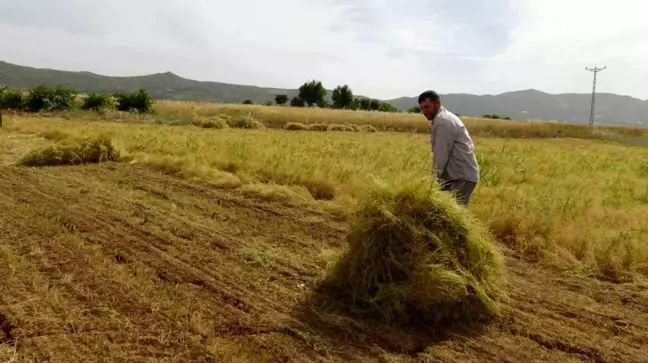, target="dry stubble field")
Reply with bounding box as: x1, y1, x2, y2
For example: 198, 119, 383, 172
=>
1, 105, 648, 362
